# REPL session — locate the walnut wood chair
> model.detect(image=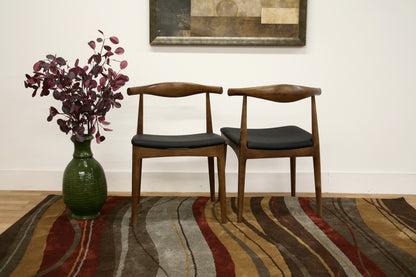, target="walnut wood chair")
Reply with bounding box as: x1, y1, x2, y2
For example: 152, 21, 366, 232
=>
221, 84, 322, 222
127, 82, 227, 225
